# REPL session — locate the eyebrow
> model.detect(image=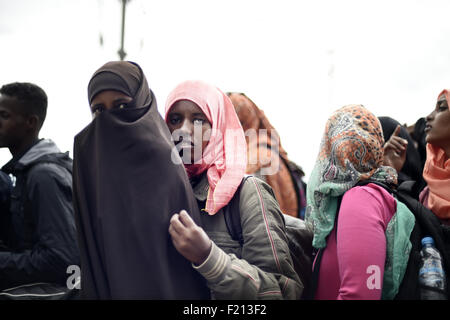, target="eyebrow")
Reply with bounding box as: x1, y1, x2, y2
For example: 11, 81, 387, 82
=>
114, 97, 132, 102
